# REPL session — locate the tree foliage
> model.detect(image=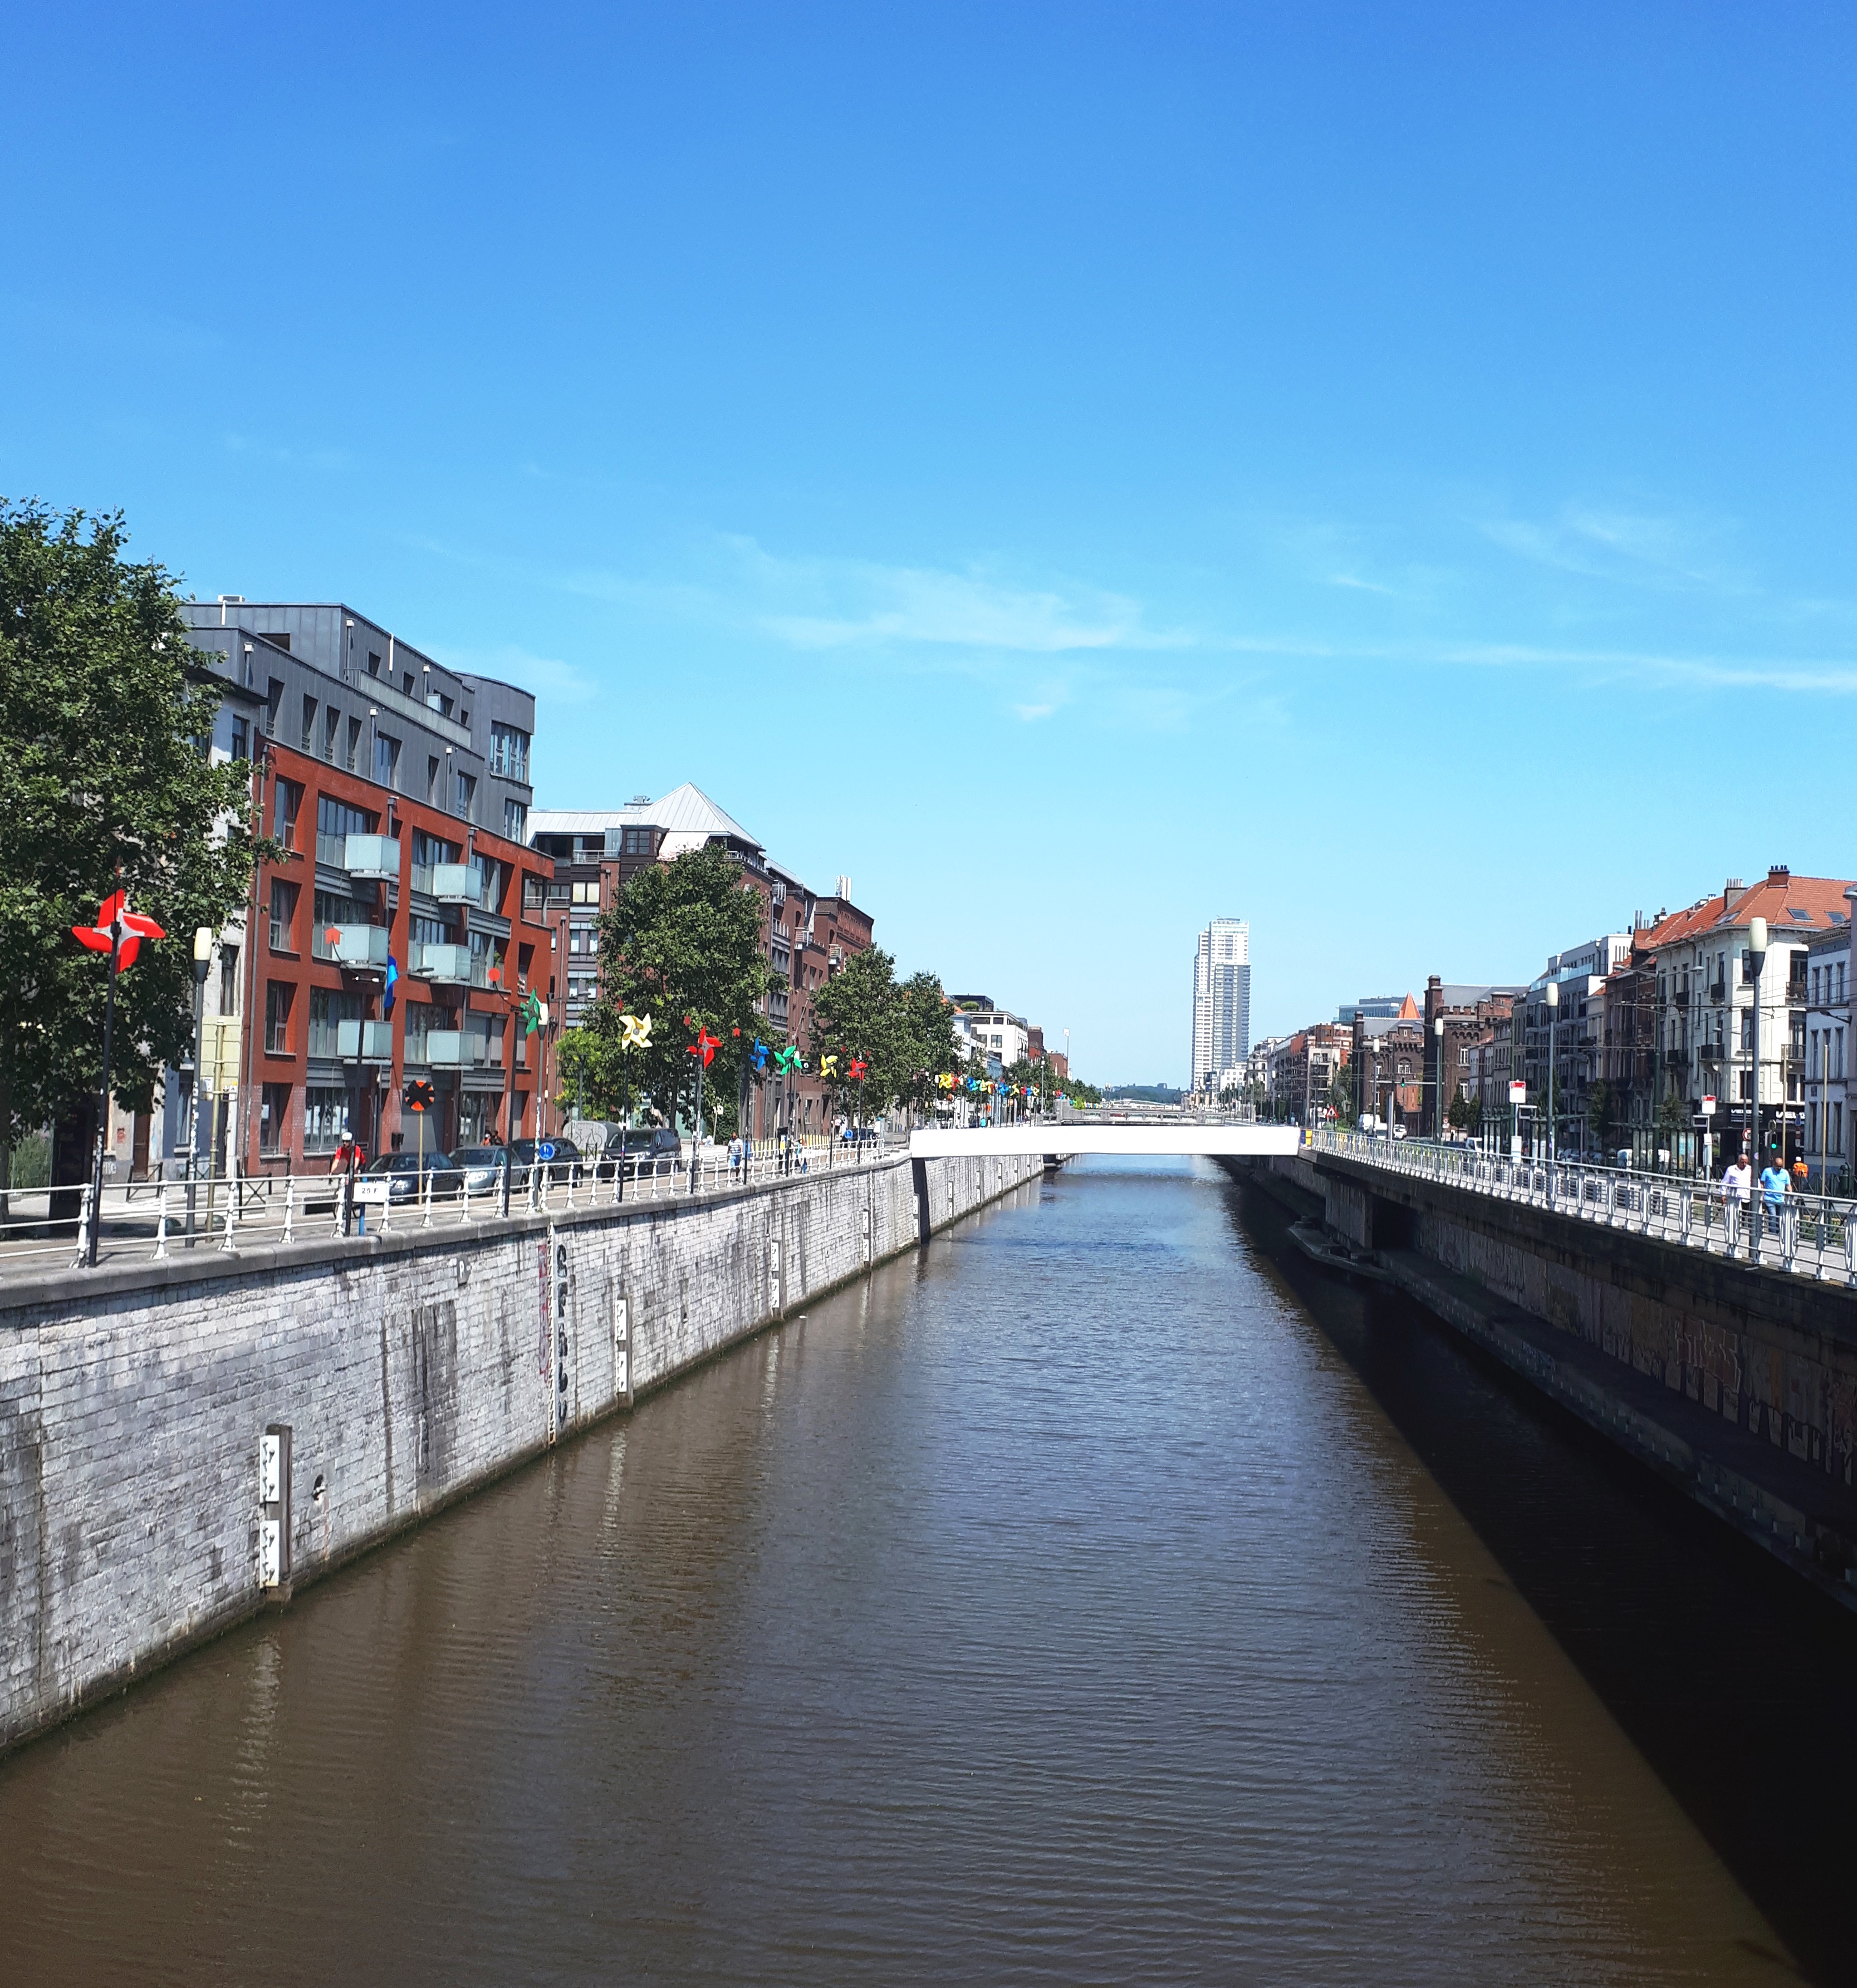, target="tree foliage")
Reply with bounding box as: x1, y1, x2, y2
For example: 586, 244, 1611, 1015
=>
0, 502, 261, 1153
568, 843, 779, 1134
809, 948, 963, 1121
